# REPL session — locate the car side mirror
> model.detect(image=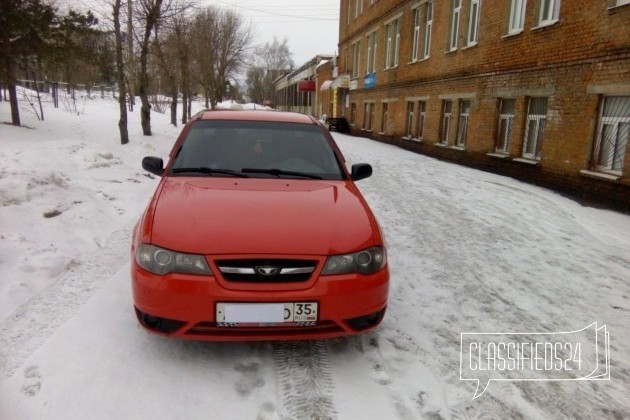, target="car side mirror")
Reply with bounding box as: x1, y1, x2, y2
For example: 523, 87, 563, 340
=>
142, 156, 164, 177
351, 163, 372, 181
